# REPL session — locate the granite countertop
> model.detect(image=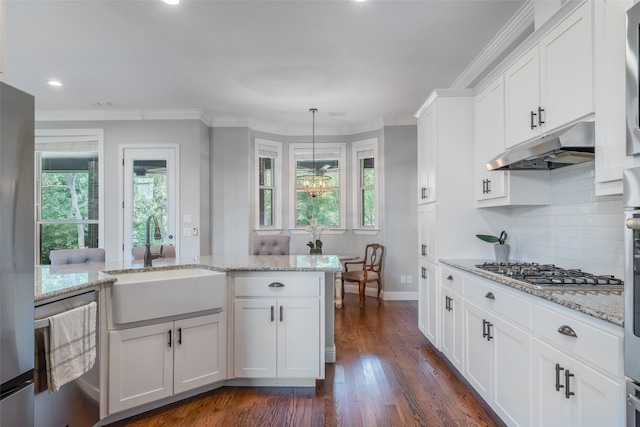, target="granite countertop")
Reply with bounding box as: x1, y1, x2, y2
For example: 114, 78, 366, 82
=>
36, 254, 343, 304
440, 259, 624, 327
